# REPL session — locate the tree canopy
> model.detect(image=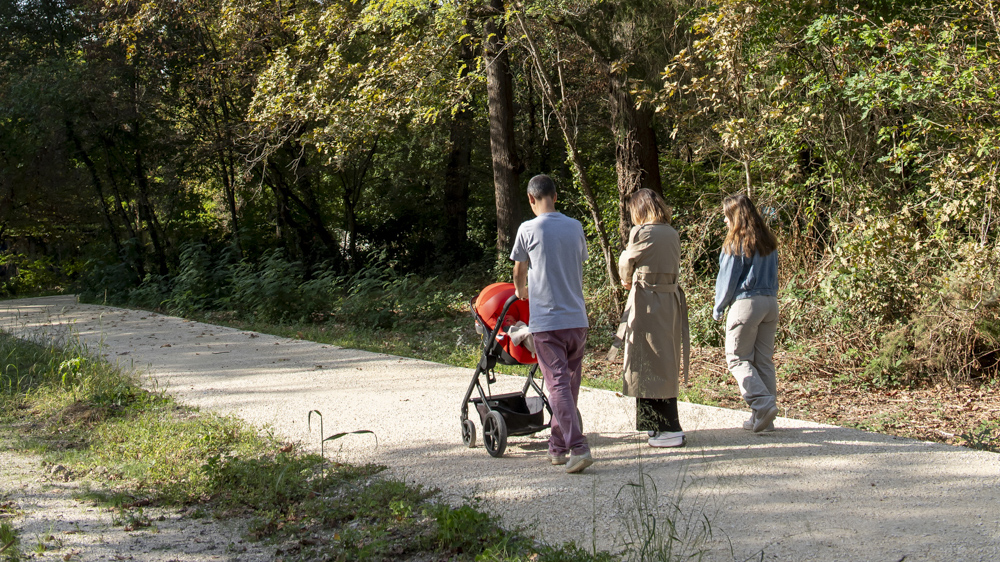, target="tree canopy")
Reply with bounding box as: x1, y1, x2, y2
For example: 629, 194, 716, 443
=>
2, 0, 999, 383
